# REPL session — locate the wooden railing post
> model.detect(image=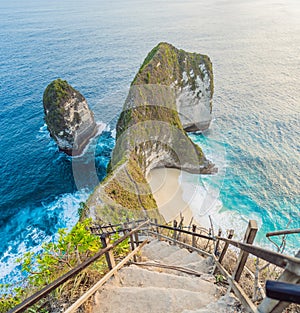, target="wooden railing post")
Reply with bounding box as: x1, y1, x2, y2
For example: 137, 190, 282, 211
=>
100, 235, 116, 270
233, 220, 258, 282
214, 228, 222, 256
177, 215, 184, 241
173, 220, 178, 245
213, 229, 234, 275
132, 221, 139, 247
154, 218, 161, 241
219, 229, 234, 264
192, 224, 197, 247
123, 222, 137, 262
